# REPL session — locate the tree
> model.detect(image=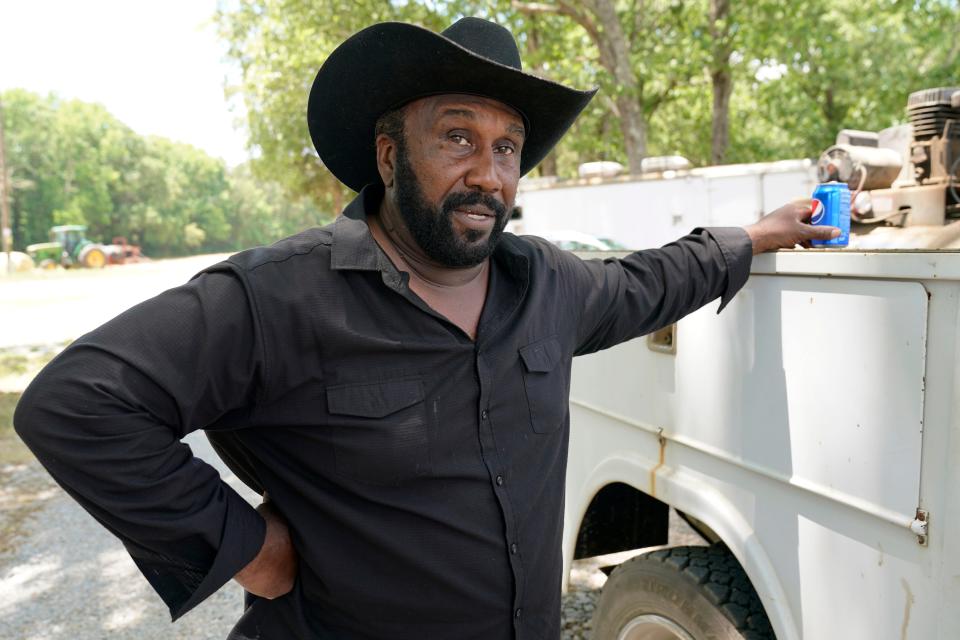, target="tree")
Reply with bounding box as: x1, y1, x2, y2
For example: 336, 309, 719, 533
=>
216, 0, 450, 210
2, 89, 328, 257
733, 0, 958, 162
125, 136, 233, 256
214, 0, 958, 201
513, 0, 706, 174
224, 163, 330, 248
1, 90, 63, 248
52, 99, 147, 243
